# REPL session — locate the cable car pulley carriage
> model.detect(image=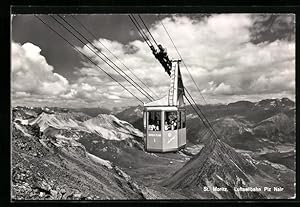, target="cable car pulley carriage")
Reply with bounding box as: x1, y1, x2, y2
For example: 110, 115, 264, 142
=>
143, 58, 186, 152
